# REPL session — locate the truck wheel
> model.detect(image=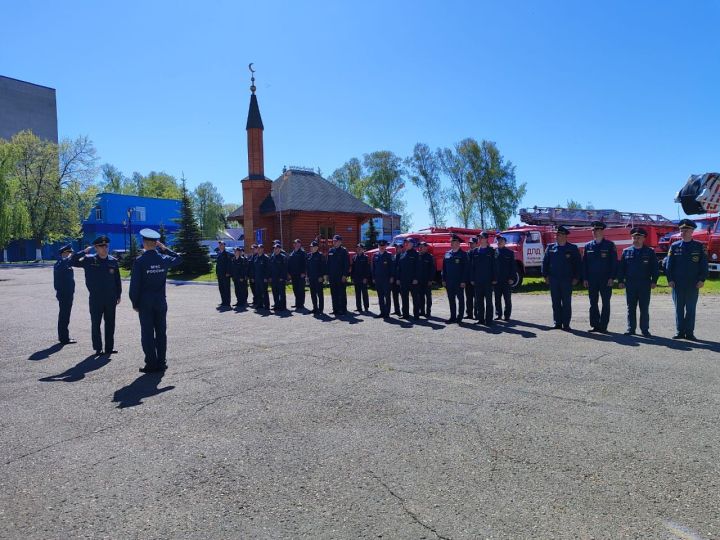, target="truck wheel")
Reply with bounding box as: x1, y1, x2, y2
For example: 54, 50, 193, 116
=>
510, 271, 523, 289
